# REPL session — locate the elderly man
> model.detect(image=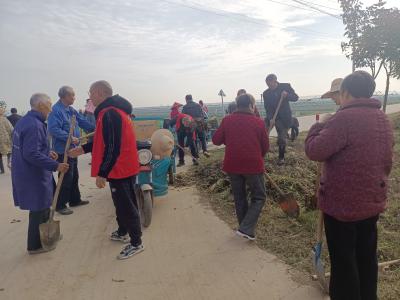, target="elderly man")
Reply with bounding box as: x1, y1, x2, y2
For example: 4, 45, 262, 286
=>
48, 86, 95, 215
263, 74, 299, 165
12, 93, 69, 254
69, 80, 143, 260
